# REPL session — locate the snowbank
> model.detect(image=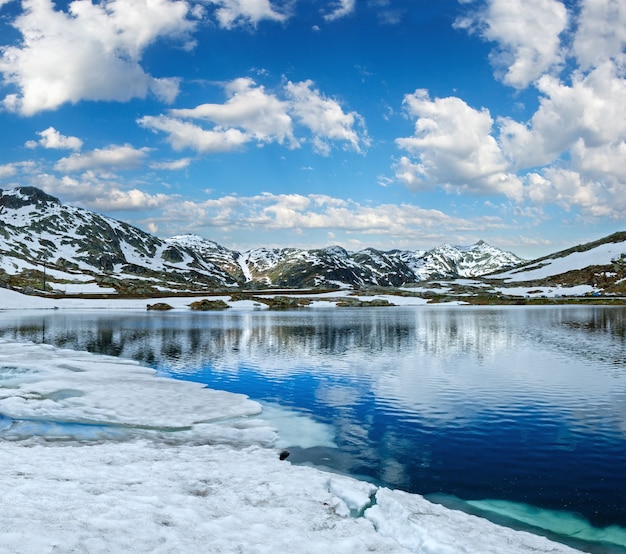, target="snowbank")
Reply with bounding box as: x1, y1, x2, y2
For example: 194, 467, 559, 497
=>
0, 287, 436, 311
496, 242, 626, 282
0, 338, 580, 553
